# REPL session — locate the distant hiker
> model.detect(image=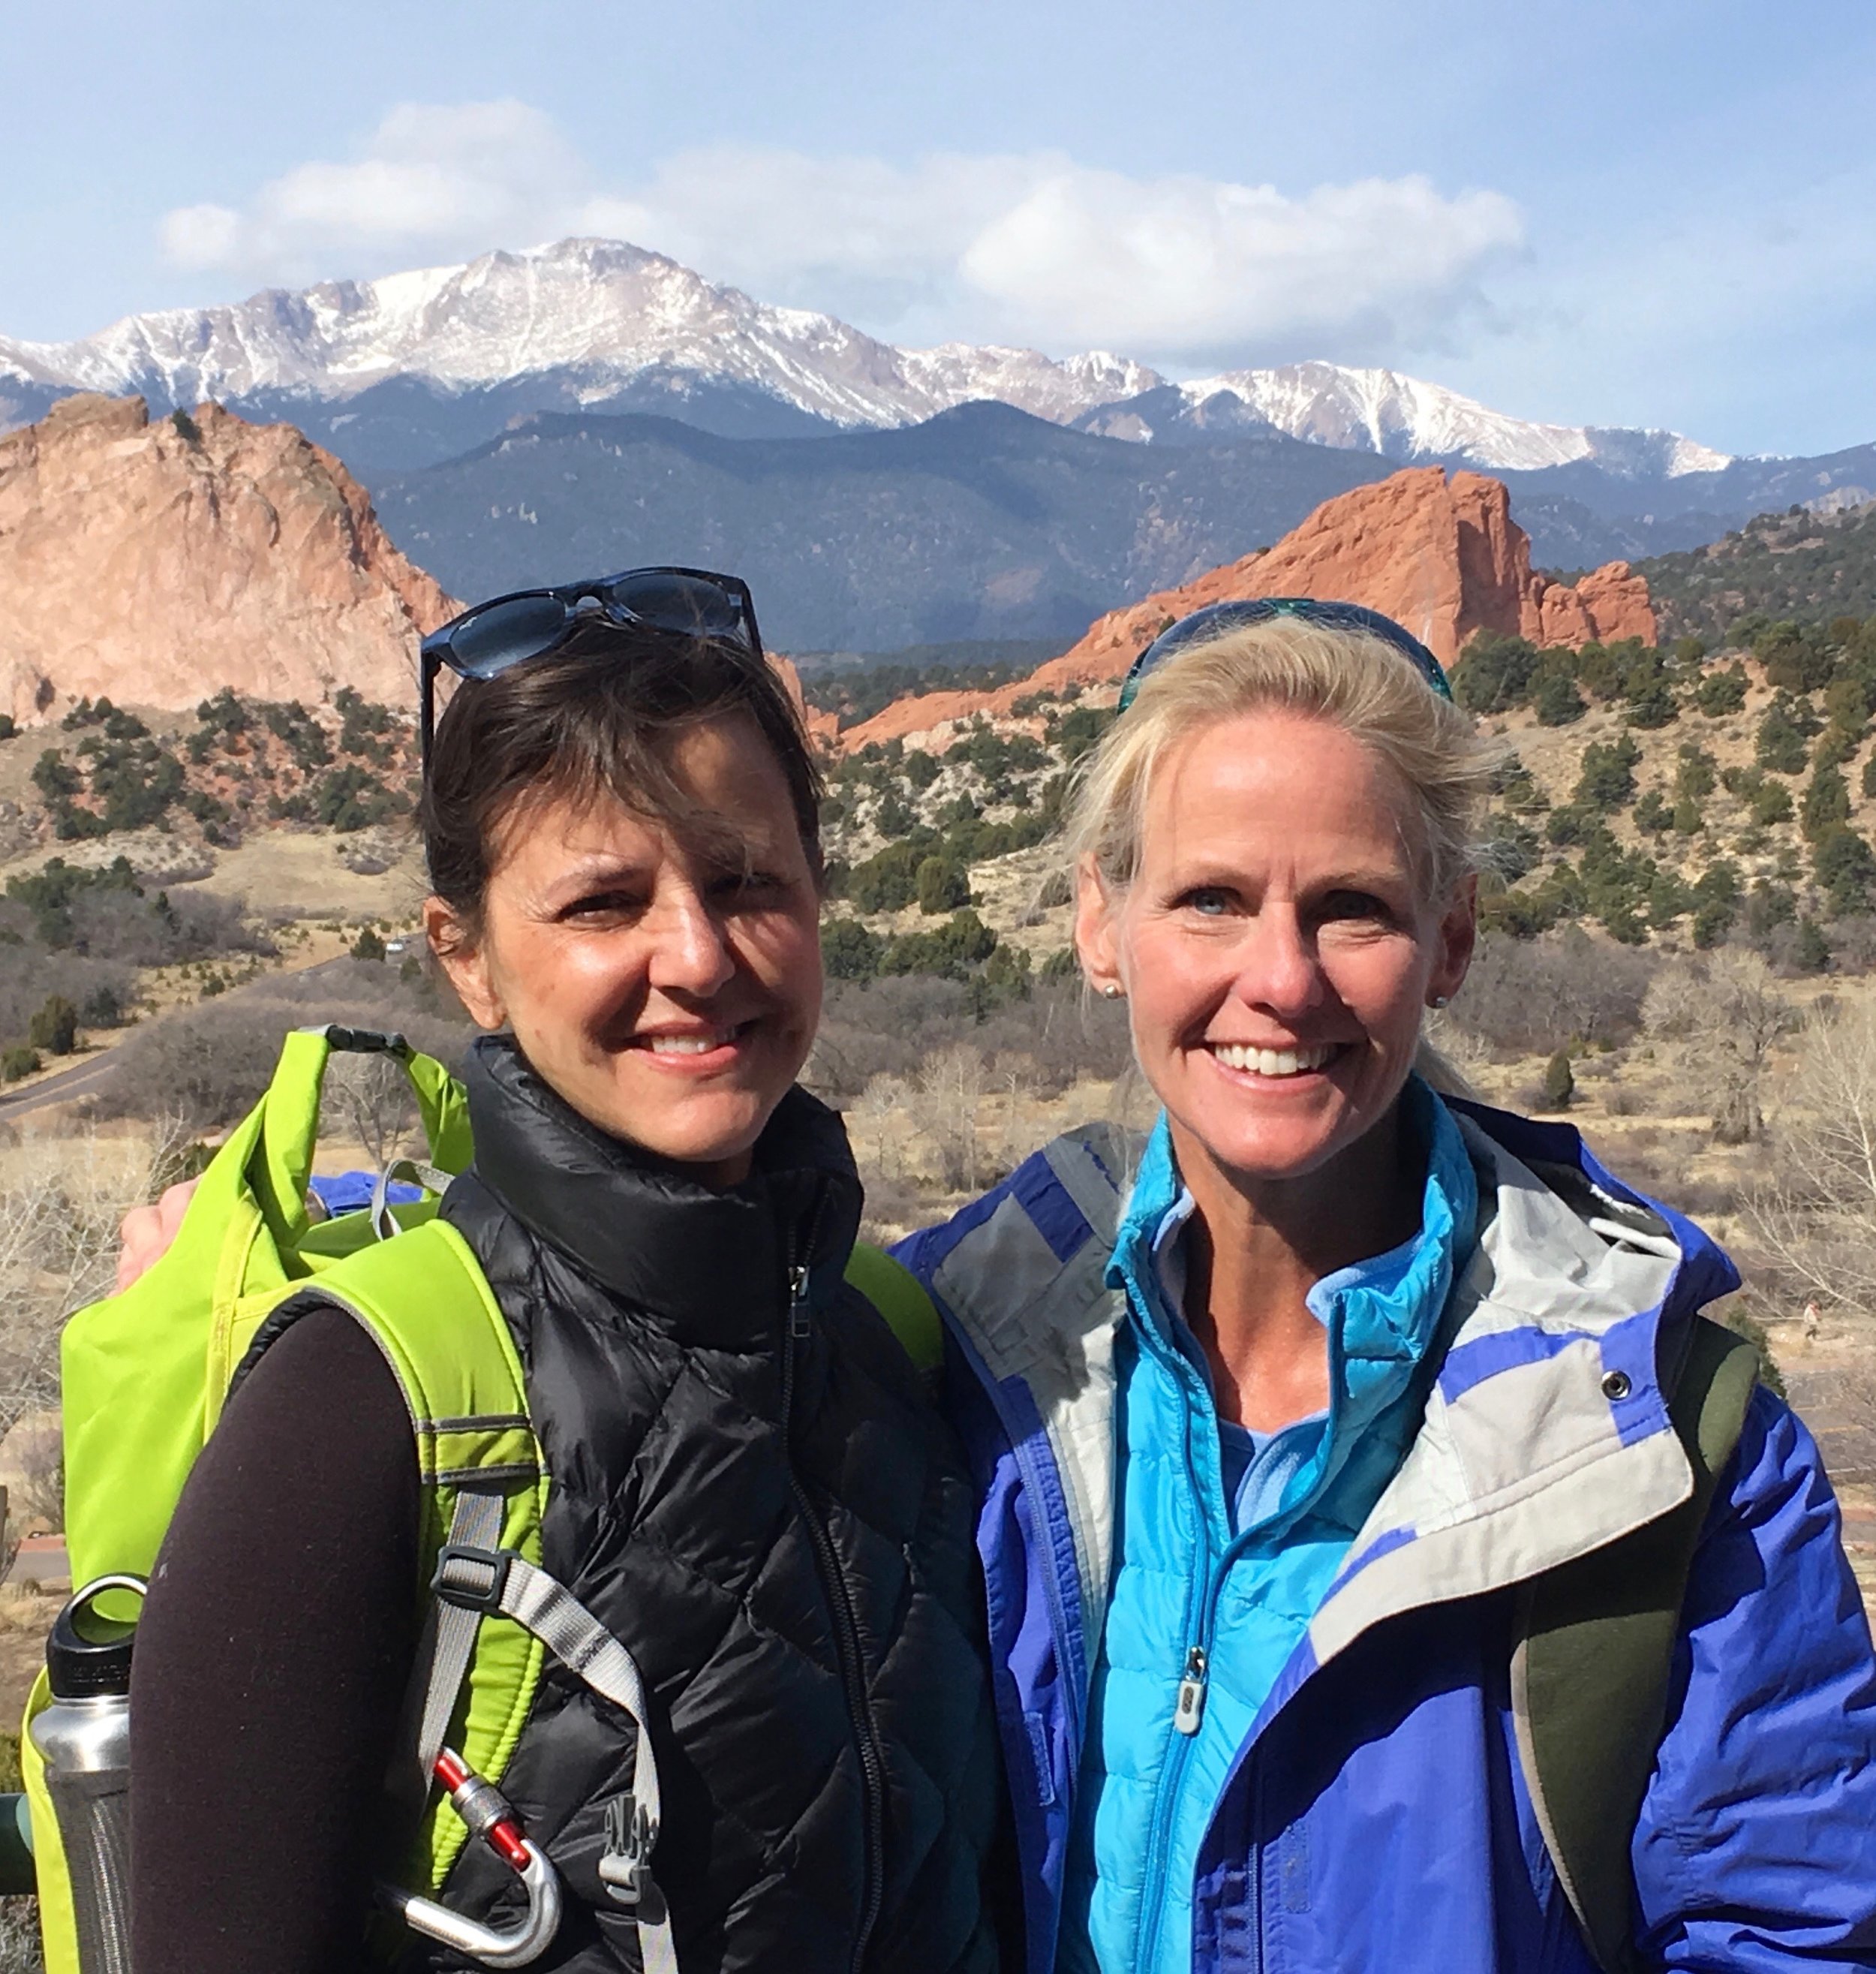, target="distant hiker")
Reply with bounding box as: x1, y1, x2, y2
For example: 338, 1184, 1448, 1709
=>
123, 574, 1009, 1974
897, 600, 1876, 1973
